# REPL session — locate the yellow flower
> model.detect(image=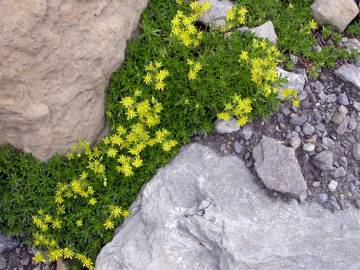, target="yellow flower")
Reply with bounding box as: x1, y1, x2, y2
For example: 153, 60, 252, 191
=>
239, 51, 249, 61
76, 219, 83, 227
202, 1, 212, 11
238, 6, 248, 16
187, 59, 194, 66
237, 116, 248, 127
106, 148, 117, 158
217, 112, 231, 121
122, 209, 131, 218
52, 219, 62, 230
126, 109, 137, 120
155, 69, 170, 81
132, 157, 143, 168
120, 163, 134, 177
89, 198, 97, 206
33, 252, 46, 264
43, 214, 52, 223
120, 97, 135, 108
103, 219, 115, 230
48, 249, 63, 262
116, 125, 126, 136
293, 99, 300, 107
155, 81, 165, 91
134, 88, 142, 97
144, 73, 152, 85
309, 19, 318, 30
188, 70, 197, 80
194, 62, 202, 72
110, 205, 123, 218
145, 63, 154, 72
162, 140, 177, 152
66, 152, 74, 160
155, 61, 162, 68
226, 8, 236, 20
63, 248, 74, 259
